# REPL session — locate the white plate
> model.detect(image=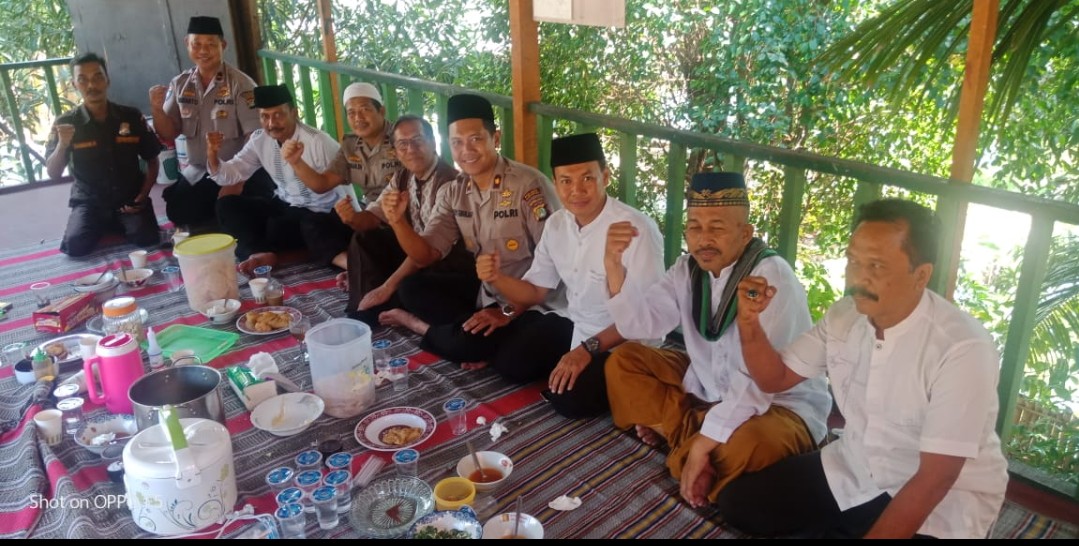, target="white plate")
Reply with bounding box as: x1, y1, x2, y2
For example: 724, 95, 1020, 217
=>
36, 333, 101, 370
354, 406, 436, 451
251, 392, 325, 437
235, 306, 301, 336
